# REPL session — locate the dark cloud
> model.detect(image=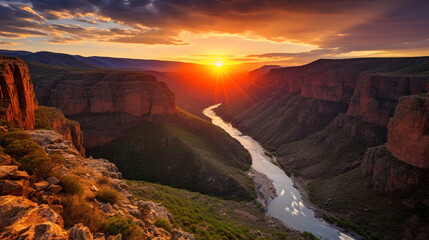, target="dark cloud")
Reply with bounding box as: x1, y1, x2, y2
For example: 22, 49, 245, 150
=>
0, 0, 428, 51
